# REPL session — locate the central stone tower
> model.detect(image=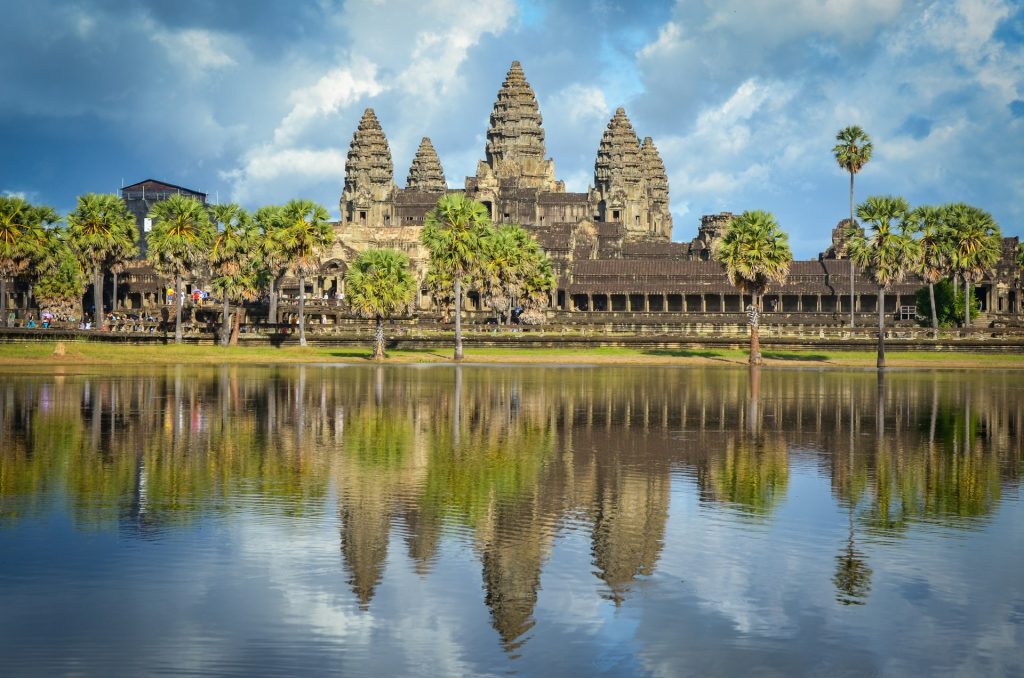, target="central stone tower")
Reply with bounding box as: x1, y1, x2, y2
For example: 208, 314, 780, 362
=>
472, 61, 564, 206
